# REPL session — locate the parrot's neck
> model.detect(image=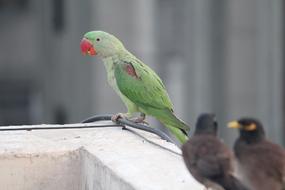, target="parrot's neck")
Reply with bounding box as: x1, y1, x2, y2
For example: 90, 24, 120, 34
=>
101, 50, 132, 87
103, 57, 115, 81
102, 54, 123, 92
102, 50, 130, 71
102, 54, 120, 73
